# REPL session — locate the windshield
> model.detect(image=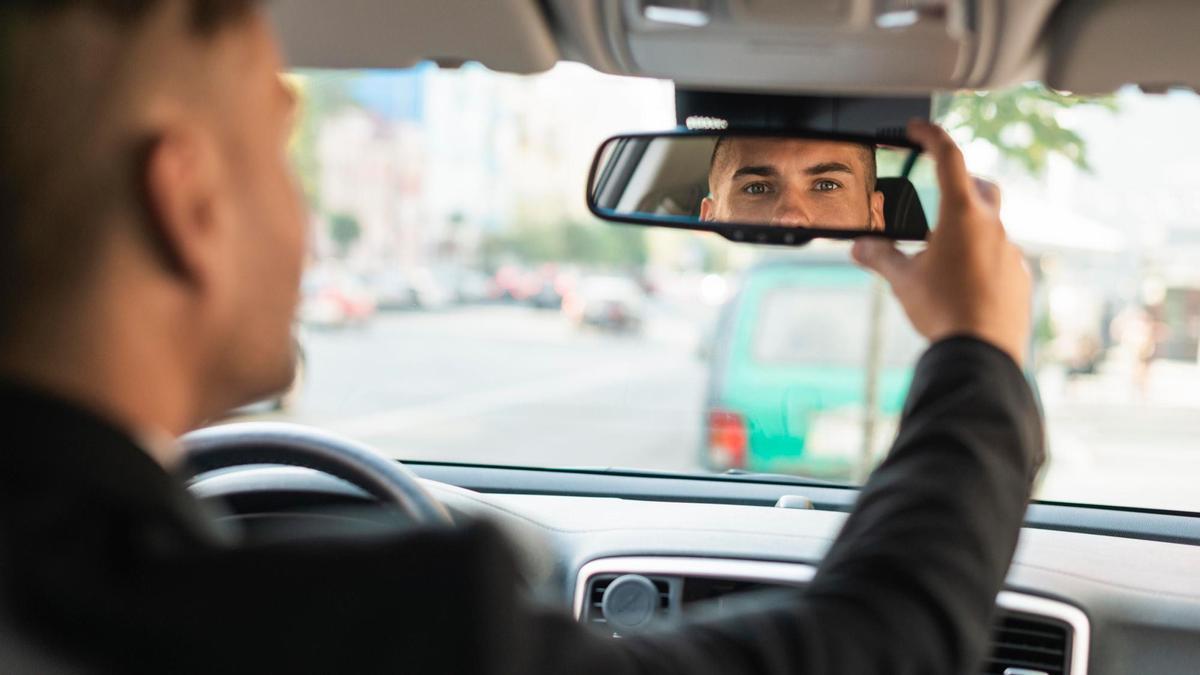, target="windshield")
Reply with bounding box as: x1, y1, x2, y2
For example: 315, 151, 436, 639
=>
232, 63, 1200, 513
754, 286, 925, 368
